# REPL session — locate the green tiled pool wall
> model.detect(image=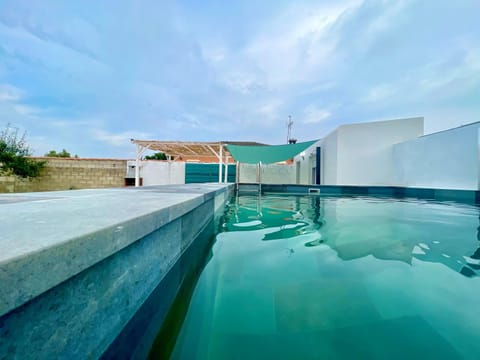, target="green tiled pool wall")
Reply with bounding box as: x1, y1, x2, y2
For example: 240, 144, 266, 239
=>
243, 184, 480, 204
